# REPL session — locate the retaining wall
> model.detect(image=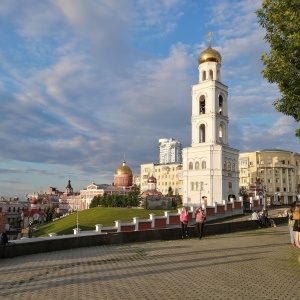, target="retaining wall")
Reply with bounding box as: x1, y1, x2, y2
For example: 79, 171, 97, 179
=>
0, 217, 287, 259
